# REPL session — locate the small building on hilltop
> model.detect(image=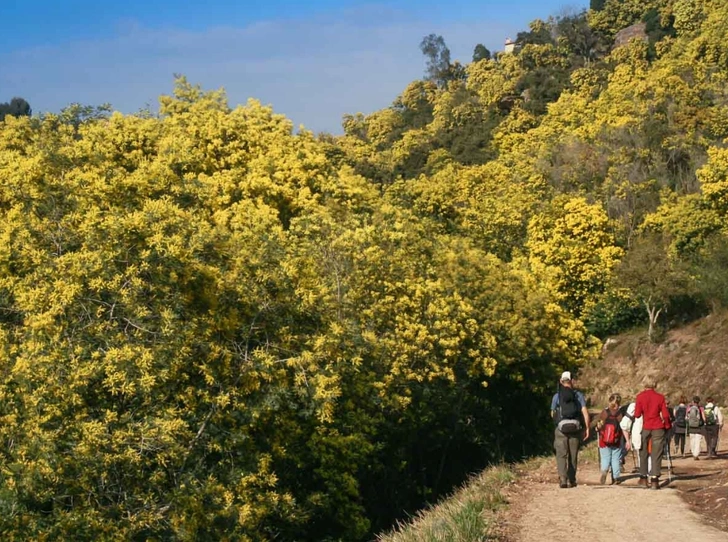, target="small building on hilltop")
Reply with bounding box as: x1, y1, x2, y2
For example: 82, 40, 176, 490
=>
504, 38, 516, 54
